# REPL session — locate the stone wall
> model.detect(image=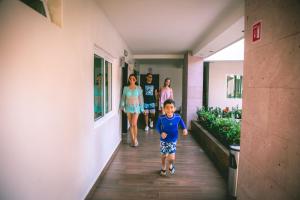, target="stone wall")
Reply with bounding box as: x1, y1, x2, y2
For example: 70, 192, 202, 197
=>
238, 0, 300, 199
